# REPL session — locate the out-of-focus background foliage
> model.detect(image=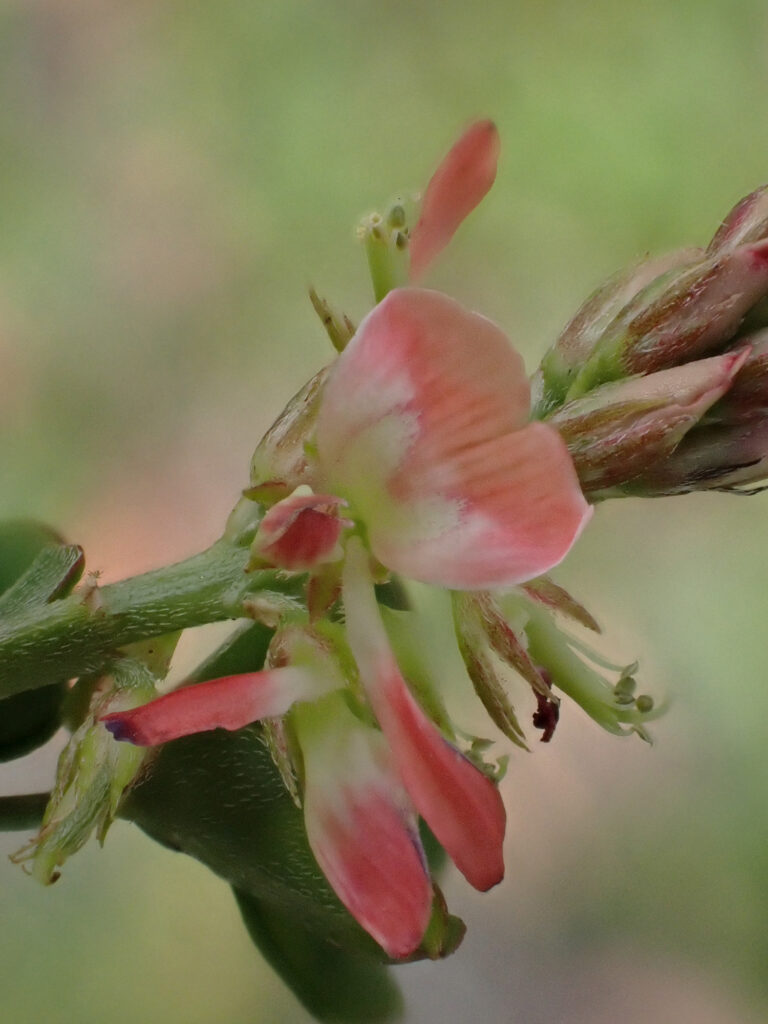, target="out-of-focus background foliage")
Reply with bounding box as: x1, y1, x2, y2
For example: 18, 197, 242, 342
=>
2, 1, 768, 1021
